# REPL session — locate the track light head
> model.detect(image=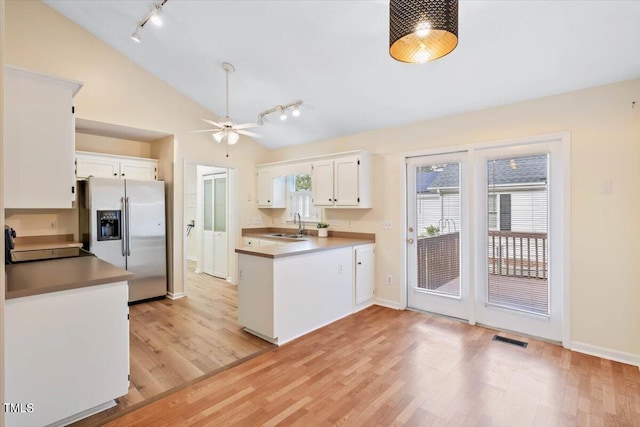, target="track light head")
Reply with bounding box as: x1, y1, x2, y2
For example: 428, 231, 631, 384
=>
279, 106, 287, 121
150, 5, 163, 26
292, 105, 301, 117
131, 30, 142, 43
